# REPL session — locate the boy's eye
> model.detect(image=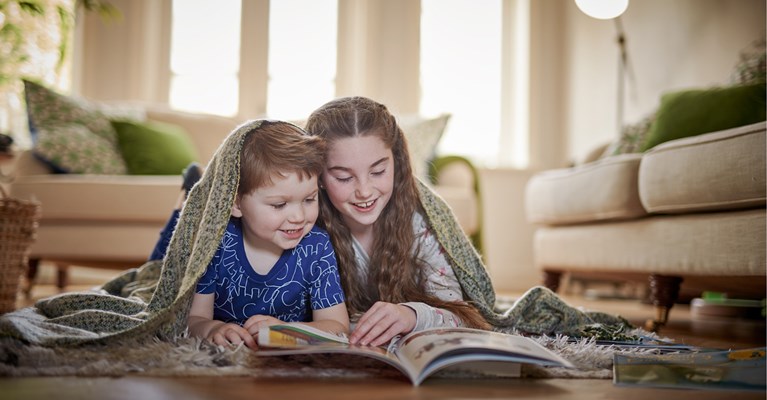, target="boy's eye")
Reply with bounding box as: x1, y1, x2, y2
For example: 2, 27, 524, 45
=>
271, 203, 287, 209
305, 195, 317, 204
